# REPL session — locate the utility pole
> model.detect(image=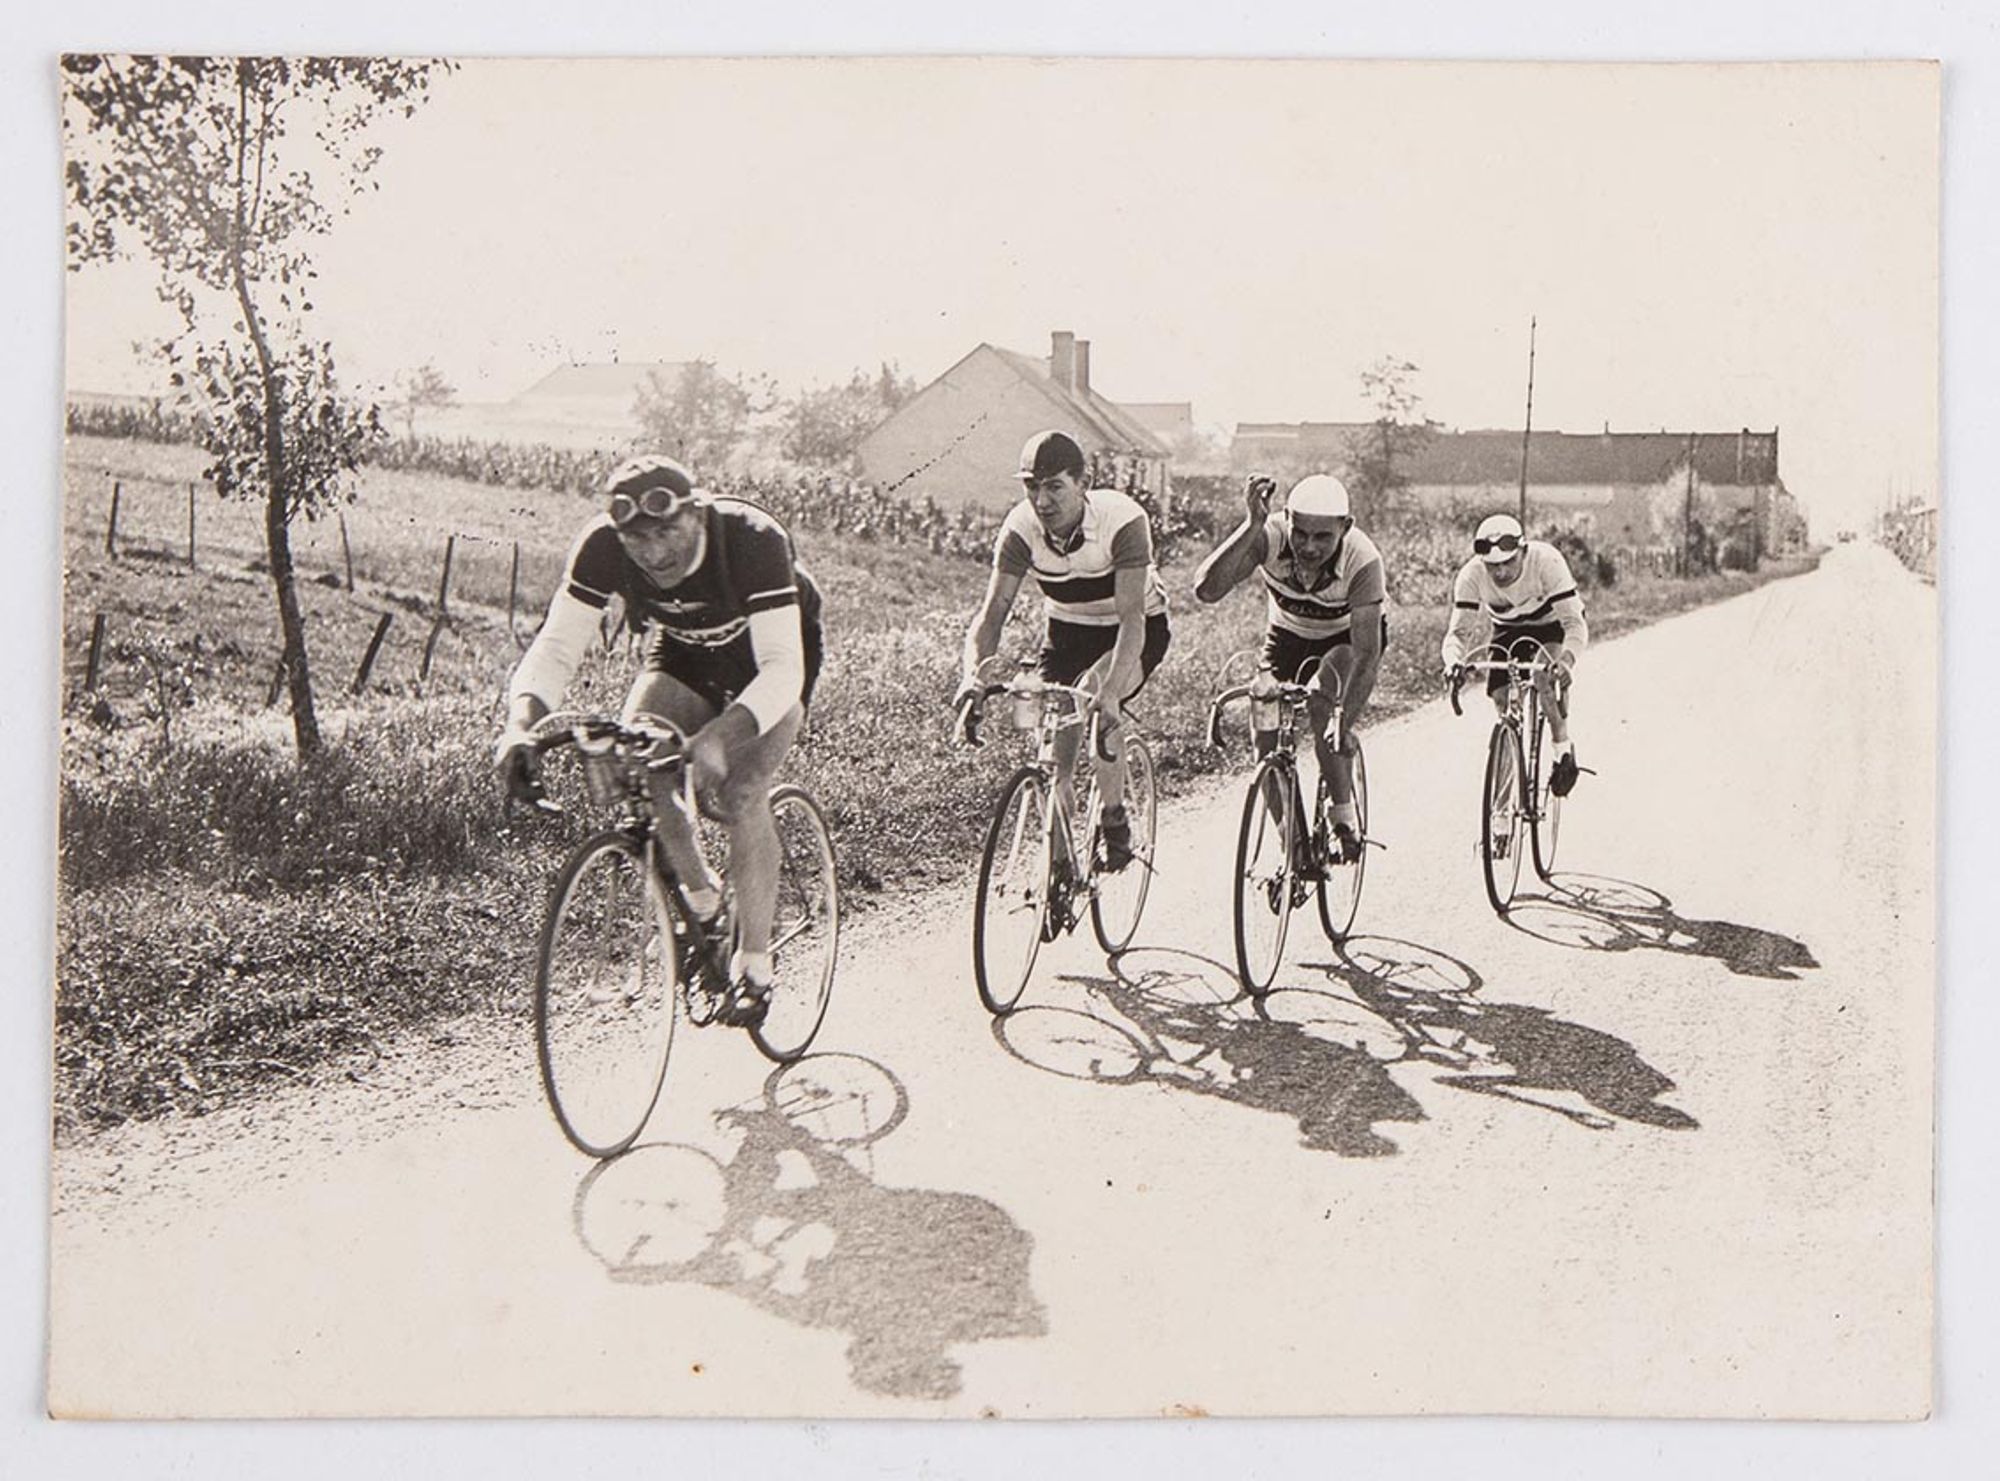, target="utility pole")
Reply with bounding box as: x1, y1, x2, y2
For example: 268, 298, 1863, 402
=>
1517, 316, 1537, 527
